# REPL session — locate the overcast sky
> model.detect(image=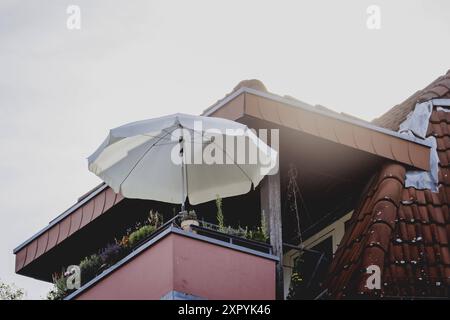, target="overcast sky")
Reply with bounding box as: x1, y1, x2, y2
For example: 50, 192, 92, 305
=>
0, 0, 449, 299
